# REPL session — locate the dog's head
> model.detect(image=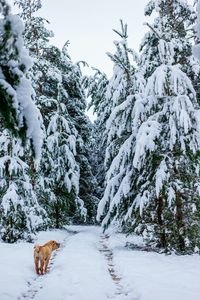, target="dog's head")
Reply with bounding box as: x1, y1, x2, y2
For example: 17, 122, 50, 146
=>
50, 240, 60, 250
